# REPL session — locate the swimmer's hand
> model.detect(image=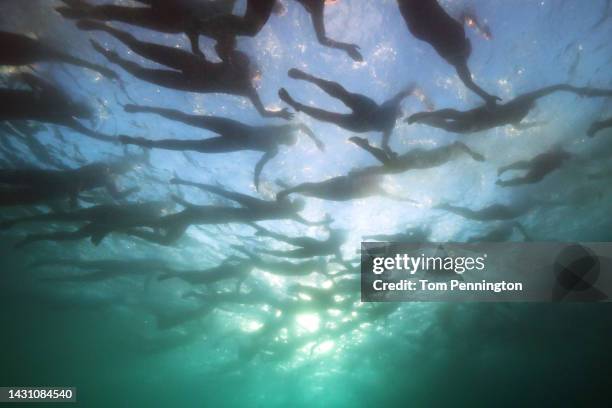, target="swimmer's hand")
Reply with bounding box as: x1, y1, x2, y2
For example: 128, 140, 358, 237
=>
344, 44, 363, 62
276, 108, 294, 120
